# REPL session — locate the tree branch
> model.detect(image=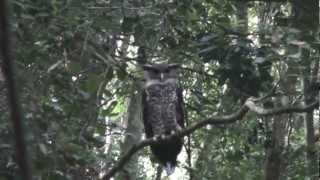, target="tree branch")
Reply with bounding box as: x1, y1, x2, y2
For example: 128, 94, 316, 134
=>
102, 97, 319, 179
245, 98, 319, 115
